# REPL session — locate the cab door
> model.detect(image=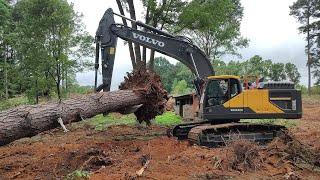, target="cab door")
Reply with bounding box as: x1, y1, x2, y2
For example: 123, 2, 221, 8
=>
223, 78, 244, 113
